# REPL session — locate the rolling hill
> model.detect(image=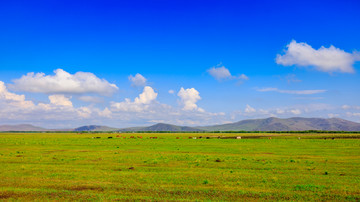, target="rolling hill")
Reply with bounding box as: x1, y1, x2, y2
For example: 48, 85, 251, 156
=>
0, 124, 48, 131
1, 117, 360, 132
74, 125, 119, 131
198, 117, 360, 131
119, 123, 202, 132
